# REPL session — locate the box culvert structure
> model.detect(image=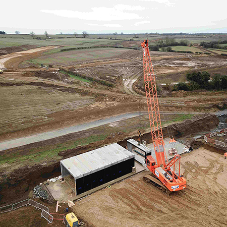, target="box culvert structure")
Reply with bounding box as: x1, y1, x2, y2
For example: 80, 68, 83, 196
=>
60, 143, 135, 195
